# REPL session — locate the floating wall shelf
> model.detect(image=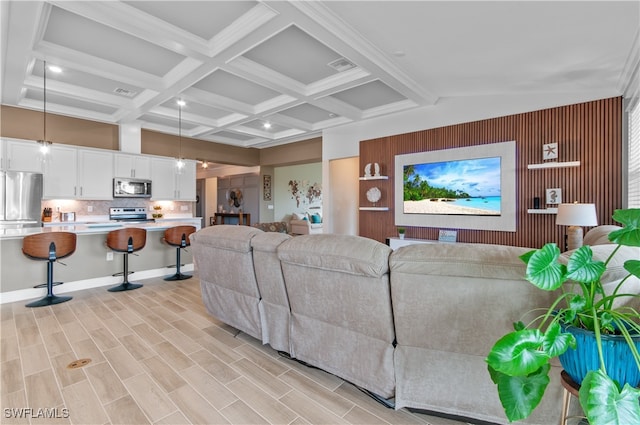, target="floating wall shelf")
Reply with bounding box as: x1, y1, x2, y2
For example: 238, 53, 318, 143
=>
527, 161, 580, 170
359, 176, 389, 180
527, 208, 558, 214
359, 207, 389, 211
